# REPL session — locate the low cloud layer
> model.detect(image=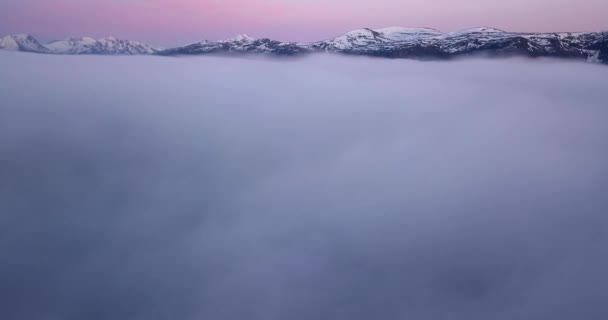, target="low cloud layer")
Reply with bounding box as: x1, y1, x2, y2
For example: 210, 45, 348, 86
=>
1, 53, 607, 320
